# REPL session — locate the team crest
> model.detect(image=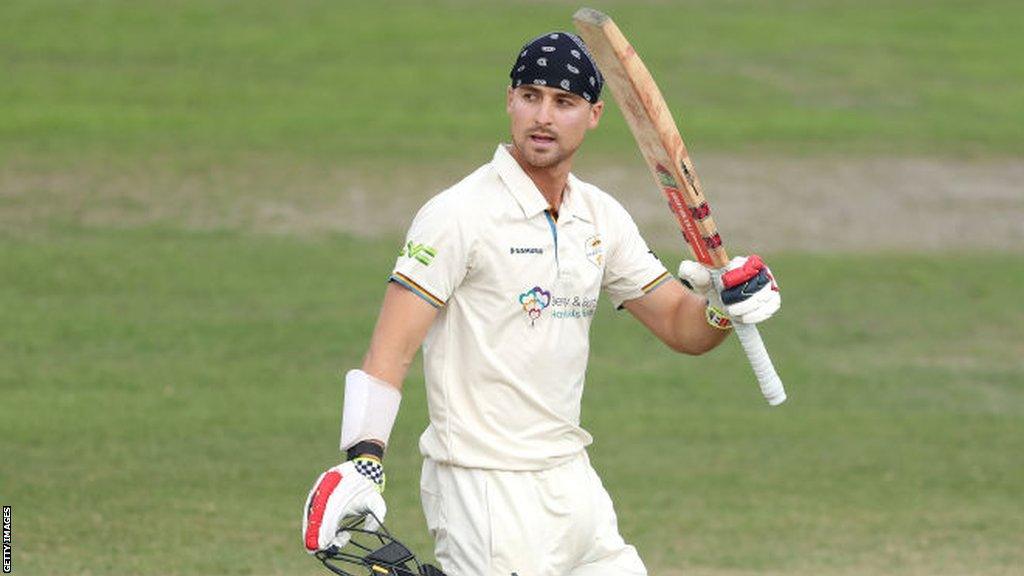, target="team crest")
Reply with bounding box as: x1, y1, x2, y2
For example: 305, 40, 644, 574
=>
585, 234, 604, 267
